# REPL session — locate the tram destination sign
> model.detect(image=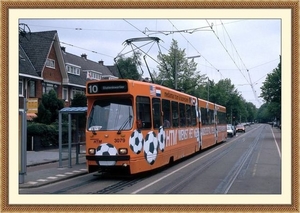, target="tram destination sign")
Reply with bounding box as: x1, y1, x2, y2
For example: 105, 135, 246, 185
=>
87, 81, 128, 94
